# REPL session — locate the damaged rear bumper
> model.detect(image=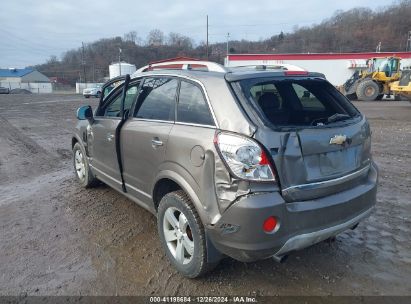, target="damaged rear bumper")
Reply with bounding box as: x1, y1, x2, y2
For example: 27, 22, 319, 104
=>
207, 162, 378, 262
273, 206, 373, 259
